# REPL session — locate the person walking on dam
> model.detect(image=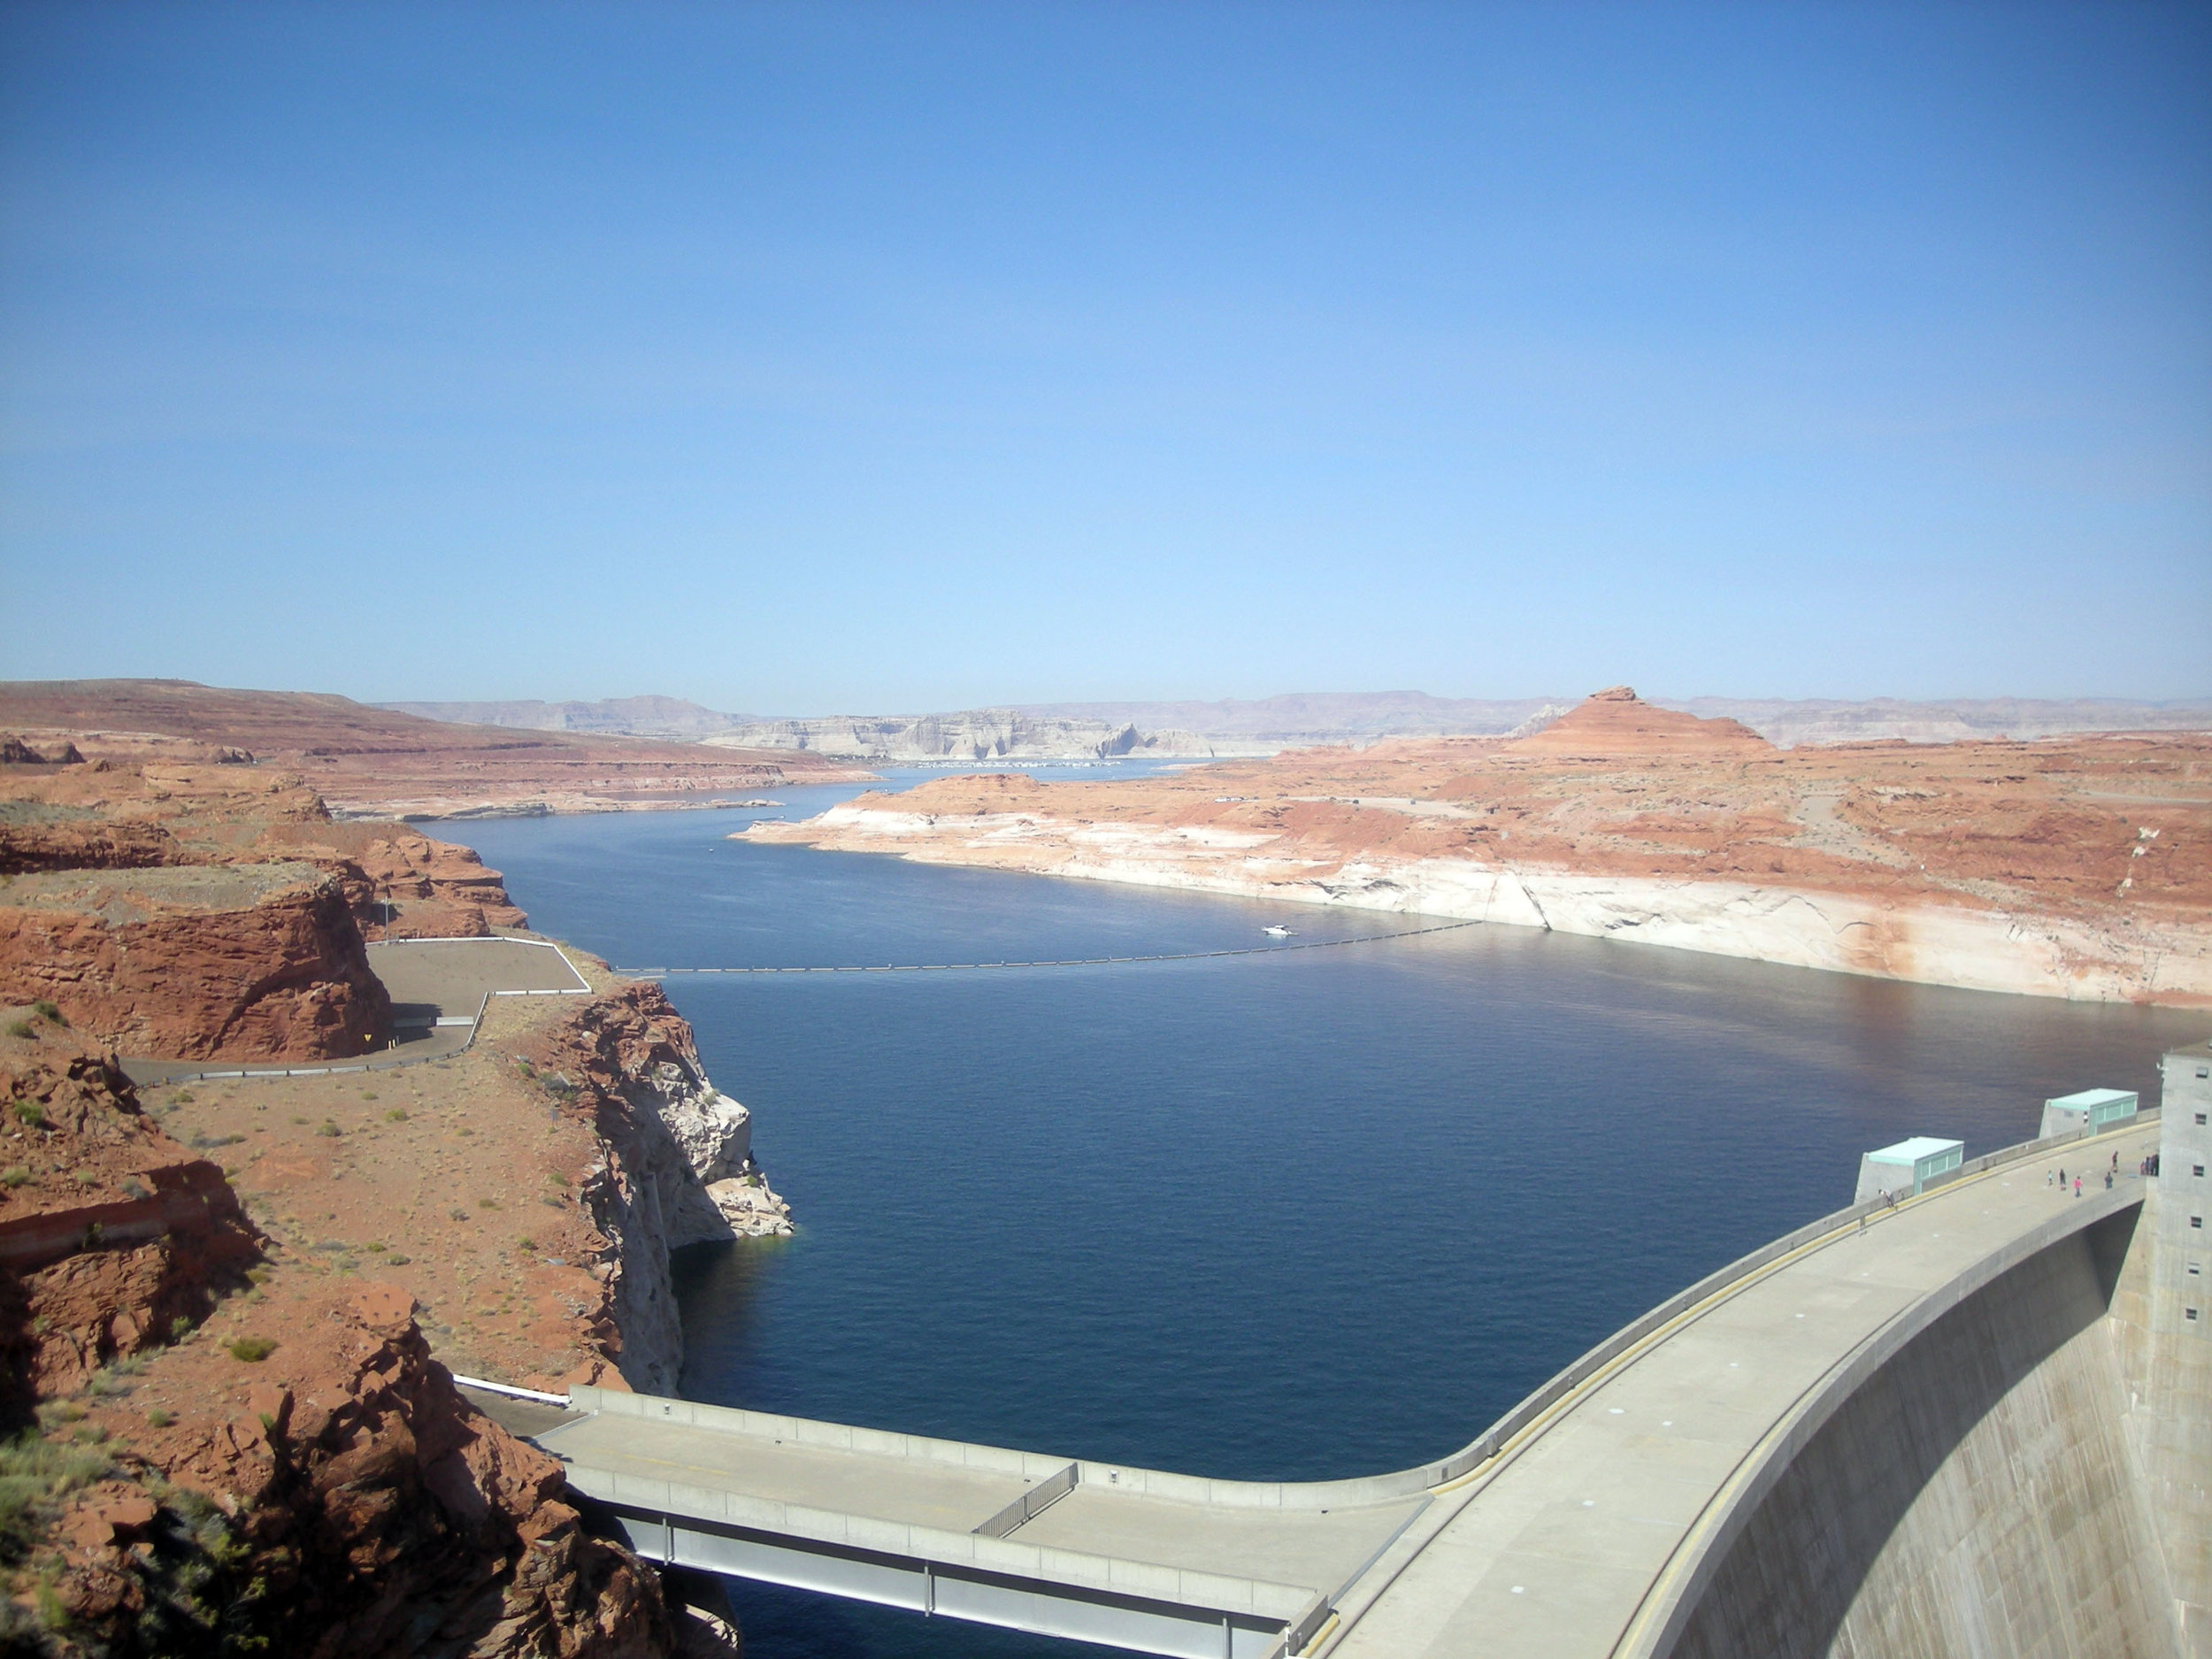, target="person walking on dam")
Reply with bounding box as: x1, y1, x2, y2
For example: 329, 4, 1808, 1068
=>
2075, 1175, 2083, 1197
